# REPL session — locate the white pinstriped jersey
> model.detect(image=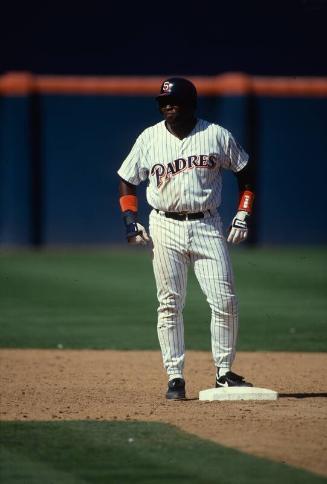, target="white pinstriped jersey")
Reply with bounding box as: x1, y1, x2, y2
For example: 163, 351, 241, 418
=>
118, 118, 248, 213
